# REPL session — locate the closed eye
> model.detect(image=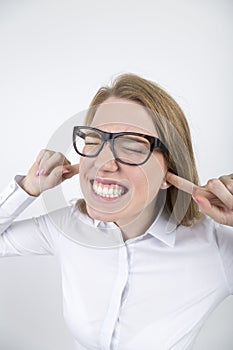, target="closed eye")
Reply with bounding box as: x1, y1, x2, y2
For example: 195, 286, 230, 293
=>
85, 136, 102, 146
118, 137, 150, 154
